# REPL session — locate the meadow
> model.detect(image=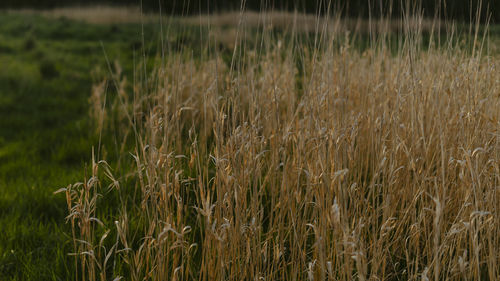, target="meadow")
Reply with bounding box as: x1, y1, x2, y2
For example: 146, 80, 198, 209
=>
1, 6, 499, 281
0, 11, 165, 279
